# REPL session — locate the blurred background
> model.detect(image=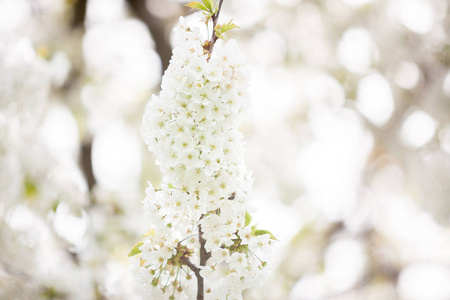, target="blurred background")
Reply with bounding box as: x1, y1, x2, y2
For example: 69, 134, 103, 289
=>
1, 0, 450, 299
